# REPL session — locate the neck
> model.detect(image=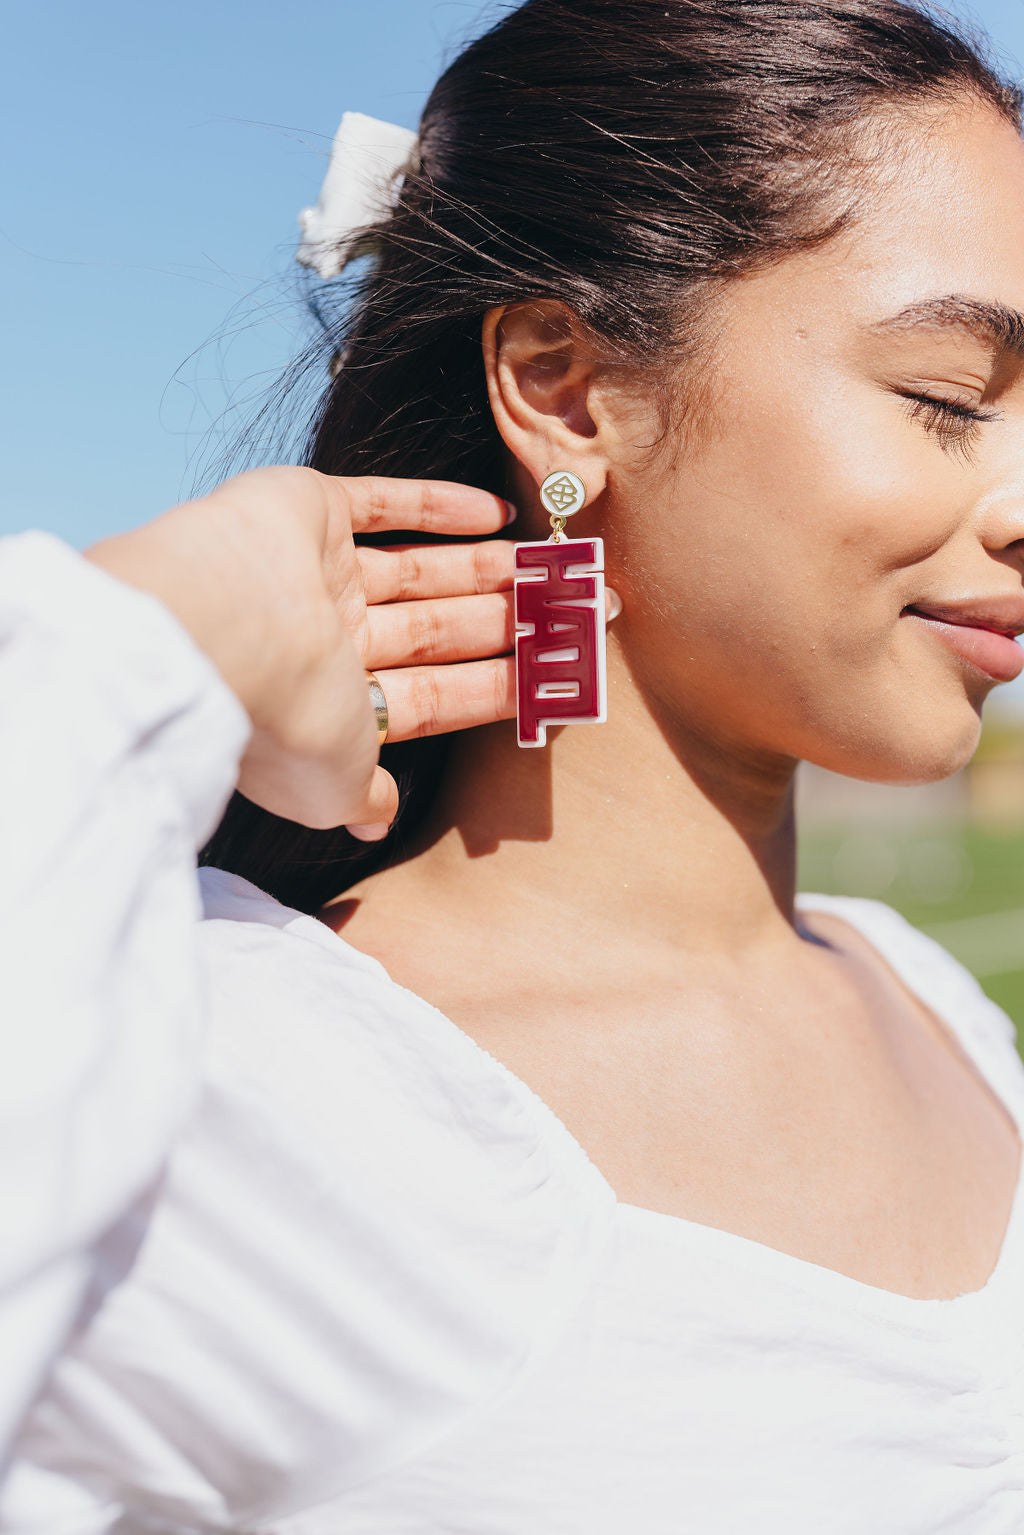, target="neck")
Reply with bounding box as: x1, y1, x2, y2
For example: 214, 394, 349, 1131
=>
345, 639, 803, 959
